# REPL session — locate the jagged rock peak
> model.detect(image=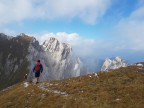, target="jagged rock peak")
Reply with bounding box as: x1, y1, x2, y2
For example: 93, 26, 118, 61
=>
43, 37, 72, 50
101, 56, 127, 71
42, 37, 72, 60
19, 33, 26, 36
17, 33, 34, 42
115, 56, 122, 62
0, 33, 7, 38
0, 33, 6, 36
